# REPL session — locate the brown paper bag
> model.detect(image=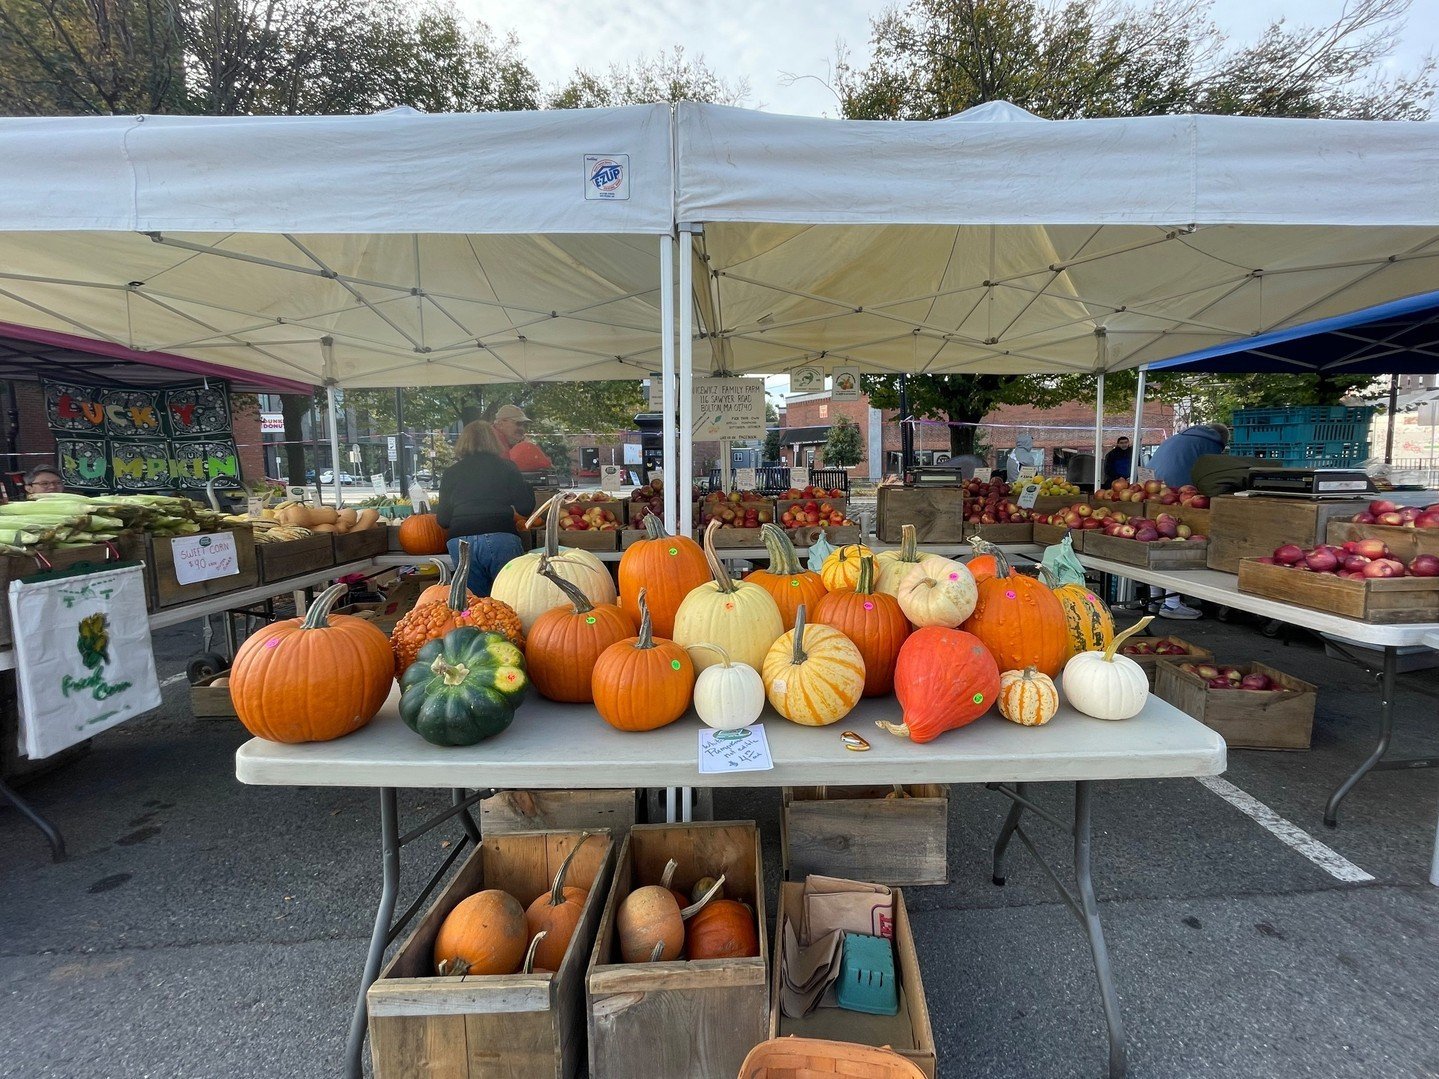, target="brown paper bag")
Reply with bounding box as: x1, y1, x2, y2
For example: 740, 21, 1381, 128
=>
802, 874, 894, 943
